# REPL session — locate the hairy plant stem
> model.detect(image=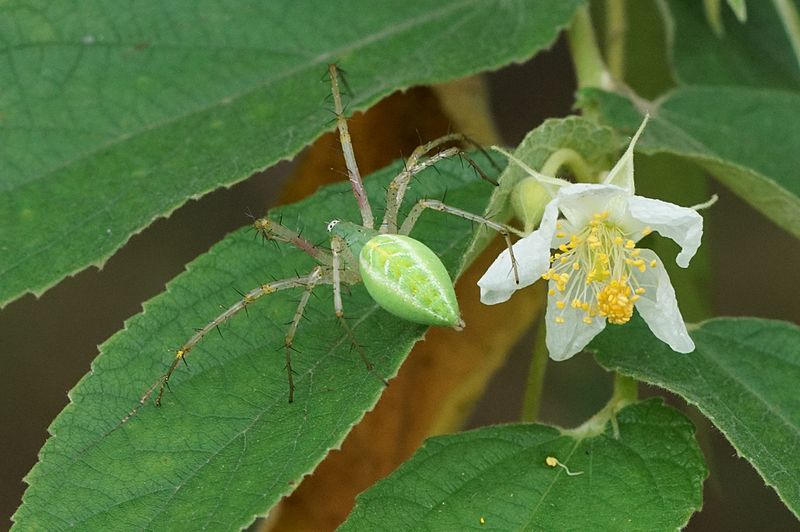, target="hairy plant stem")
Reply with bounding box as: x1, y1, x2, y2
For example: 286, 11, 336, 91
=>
520, 321, 548, 422
605, 0, 627, 80
565, 373, 638, 440
567, 6, 612, 90
540, 148, 595, 183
